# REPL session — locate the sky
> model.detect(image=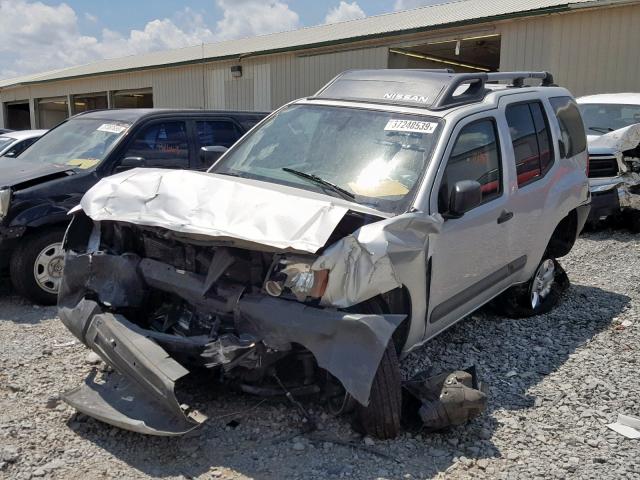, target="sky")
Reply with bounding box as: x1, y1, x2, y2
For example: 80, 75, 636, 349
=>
0, 0, 450, 80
